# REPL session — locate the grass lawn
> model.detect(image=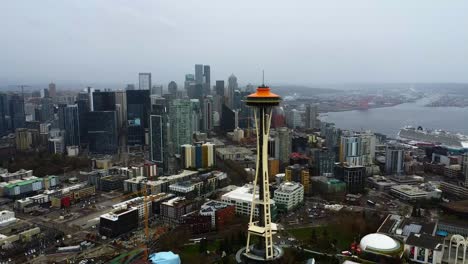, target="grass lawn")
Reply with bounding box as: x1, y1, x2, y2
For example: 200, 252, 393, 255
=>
179, 239, 221, 259
287, 226, 356, 250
